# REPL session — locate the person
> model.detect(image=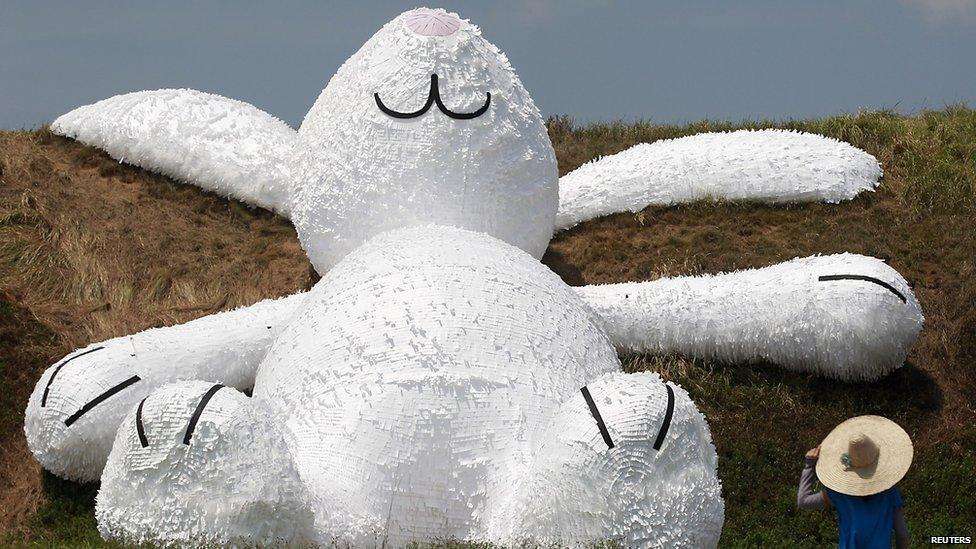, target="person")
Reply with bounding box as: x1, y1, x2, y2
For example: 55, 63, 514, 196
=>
797, 415, 912, 548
